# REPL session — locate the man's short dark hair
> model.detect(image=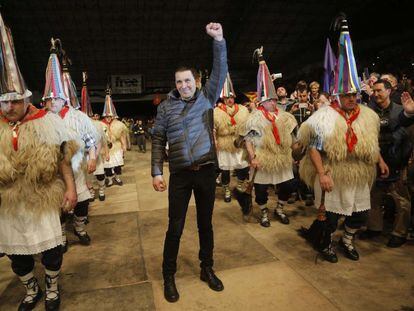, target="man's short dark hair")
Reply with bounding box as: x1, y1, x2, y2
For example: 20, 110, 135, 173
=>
175, 66, 198, 79
295, 80, 308, 92
374, 79, 392, 90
